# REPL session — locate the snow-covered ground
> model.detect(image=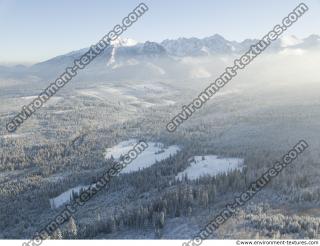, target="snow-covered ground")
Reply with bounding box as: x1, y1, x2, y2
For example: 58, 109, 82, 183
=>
20, 96, 63, 106
49, 185, 90, 209
76, 83, 177, 108
176, 155, 244, 180
161, 99, 176, 106
1, 133, 30, 139
52, 109, 74, 114
104, 139, 180, 173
